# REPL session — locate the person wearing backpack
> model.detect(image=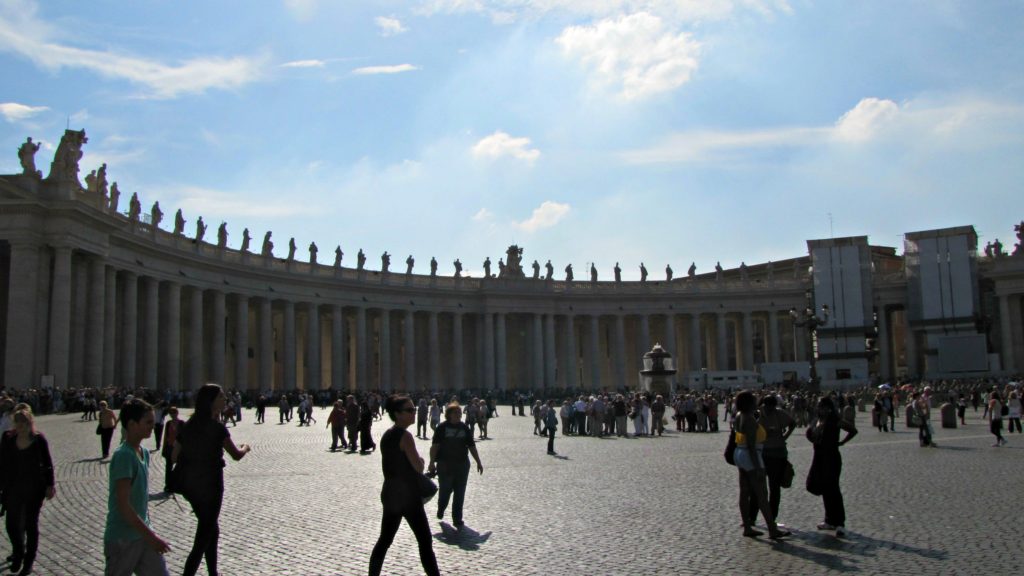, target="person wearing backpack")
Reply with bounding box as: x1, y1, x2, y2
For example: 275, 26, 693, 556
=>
173, 384, 251, 576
